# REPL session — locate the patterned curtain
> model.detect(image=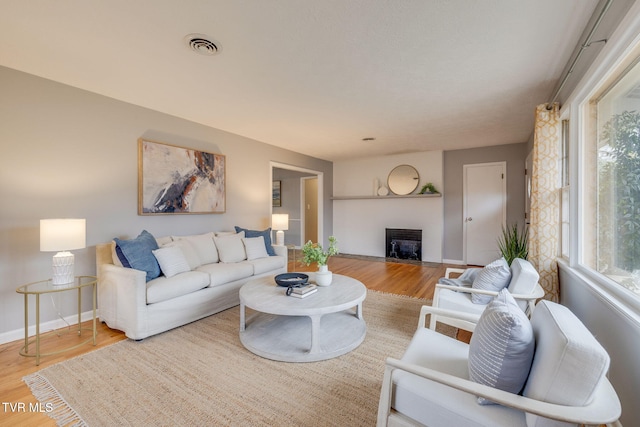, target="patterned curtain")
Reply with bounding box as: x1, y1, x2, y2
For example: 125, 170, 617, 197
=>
529, 103, 560, 301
